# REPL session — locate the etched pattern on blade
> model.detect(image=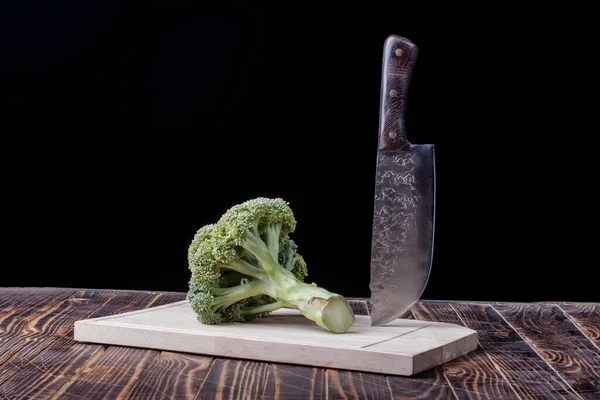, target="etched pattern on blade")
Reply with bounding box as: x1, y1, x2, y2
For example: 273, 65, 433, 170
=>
369, 145, 434, 324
